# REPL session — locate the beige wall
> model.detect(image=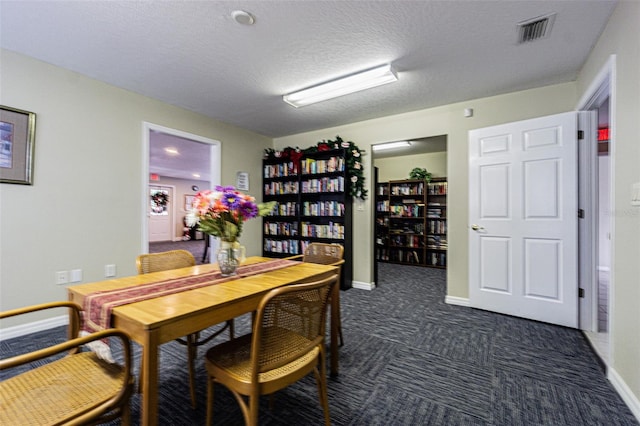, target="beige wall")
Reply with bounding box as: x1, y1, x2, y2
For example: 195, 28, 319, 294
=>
275, 82, 576, 296
374, 151, 447, 182
576, 1, 640, 407
0, 50, 271, 326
